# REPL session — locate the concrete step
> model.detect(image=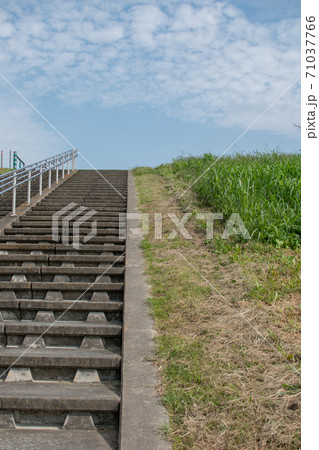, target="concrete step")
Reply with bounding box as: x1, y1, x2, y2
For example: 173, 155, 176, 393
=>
0, 274, 123, 285
12, 222, 121, 229
0, 299, 122, 322
0, 243, 125, 253
0, 266, 124, 278
36, 201, 126, 206
1, 321, 122, 348
0, 429, 118, 450
32, 201, 127, 209
18, 215, 121, 222
0, 347, 121, 370
25, 207, 126, 215
0, 381, 119, 412
0, 236, 123, 245
2, 322, 122, 337
0, 254, 125, 266
5, 228, 121, 235
0, 281, 124, 301
18, 300, 123, 312
0, 299, 122, 311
